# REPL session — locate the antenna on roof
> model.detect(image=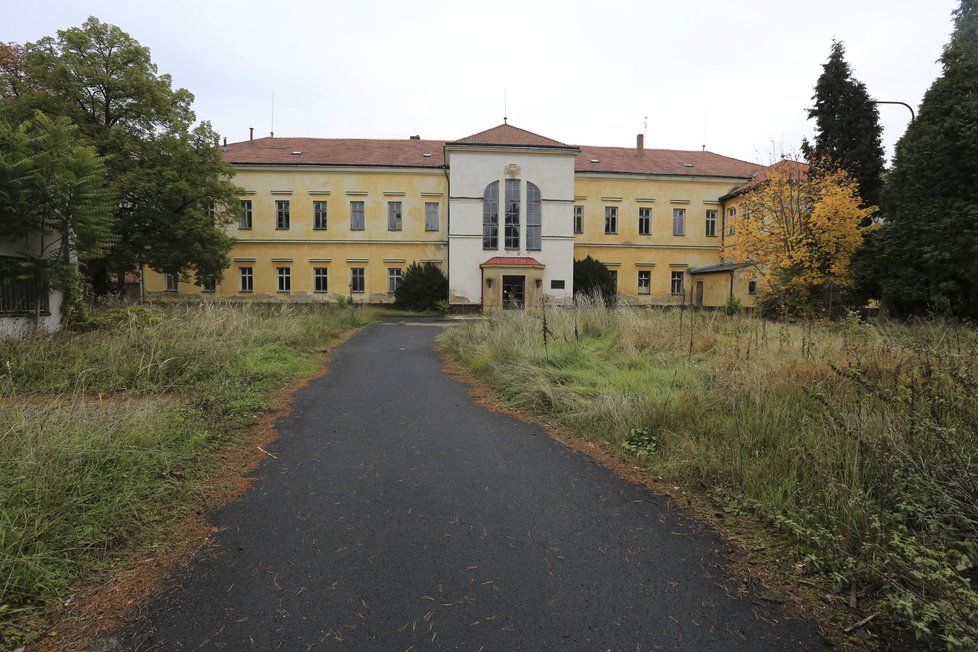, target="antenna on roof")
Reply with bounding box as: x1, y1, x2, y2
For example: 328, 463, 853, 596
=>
270, 91, 275, 138
503, 89, 507, 125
